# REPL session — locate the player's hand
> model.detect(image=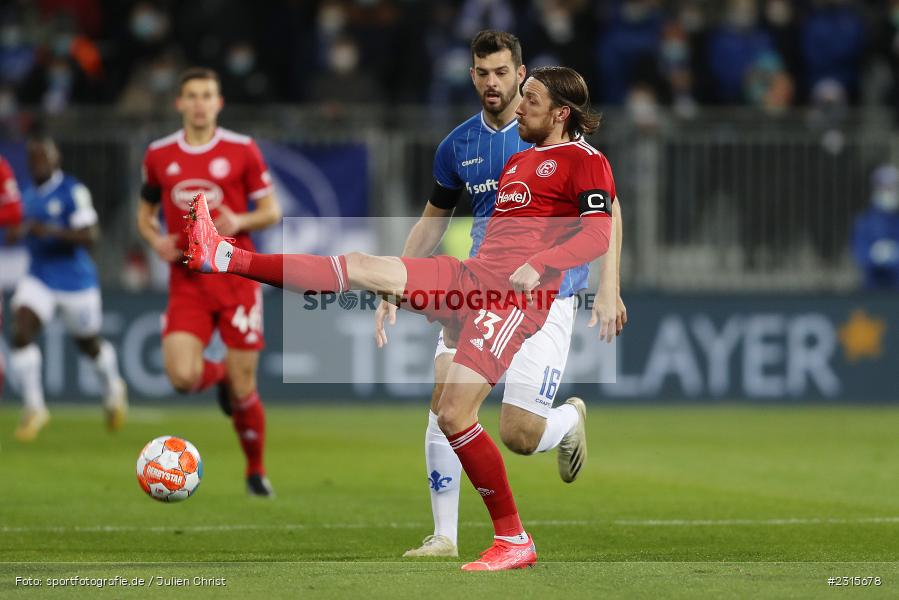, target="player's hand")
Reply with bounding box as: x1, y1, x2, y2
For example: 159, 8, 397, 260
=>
509, 263, 541, 301
588, 289, 618, 343
374, 298, 398, 348
213, 205, 241, 237
28, 221, 56, 239
153, 233, 182, 263
616, 295, 628, 335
